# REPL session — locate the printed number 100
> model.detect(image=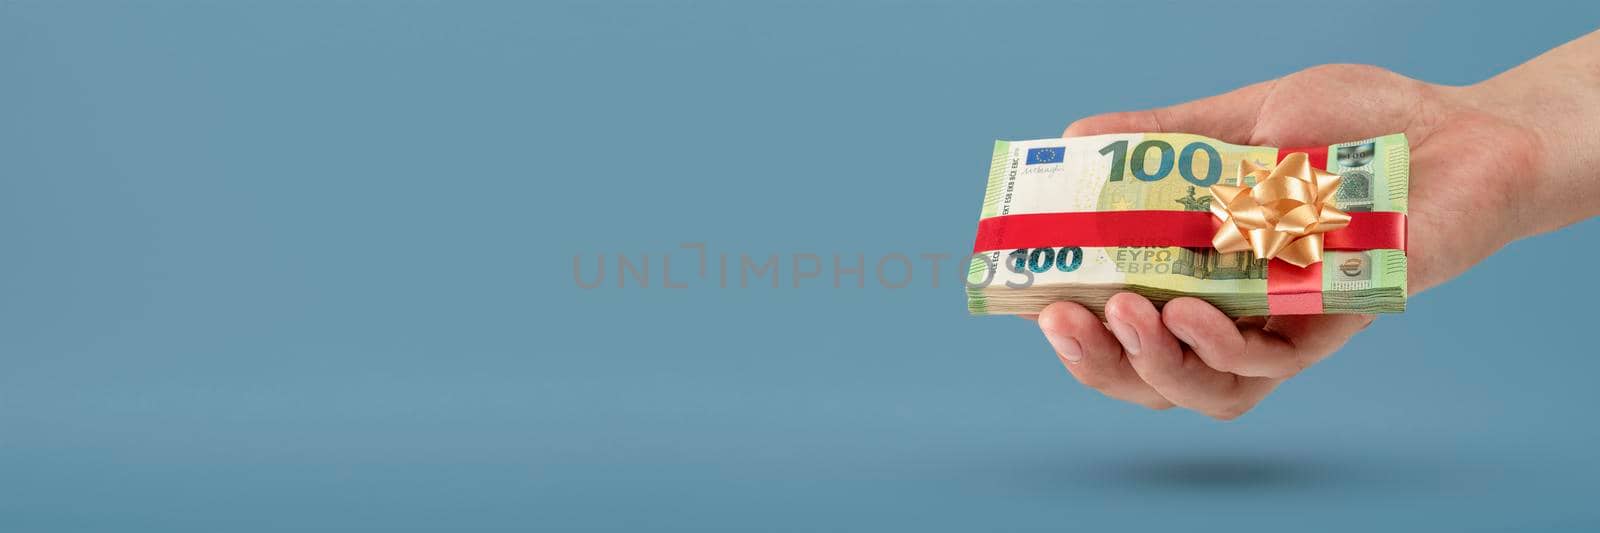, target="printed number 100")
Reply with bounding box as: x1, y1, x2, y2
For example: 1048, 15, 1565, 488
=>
1098, 140, 1222, 186
1009, 247, 1083, 273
